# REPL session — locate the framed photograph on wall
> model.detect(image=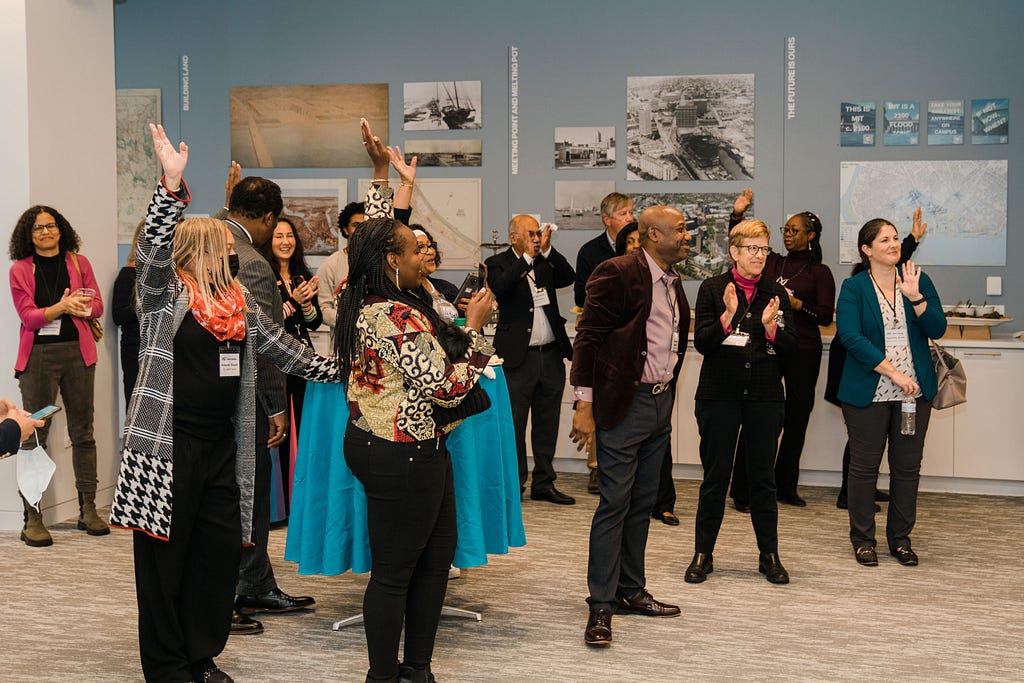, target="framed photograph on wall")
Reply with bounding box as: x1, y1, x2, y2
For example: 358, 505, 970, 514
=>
272, 179, 348, 257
